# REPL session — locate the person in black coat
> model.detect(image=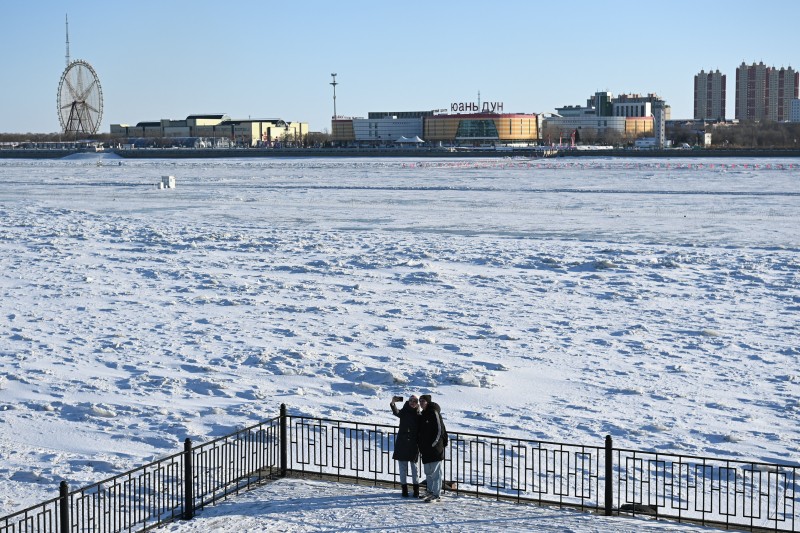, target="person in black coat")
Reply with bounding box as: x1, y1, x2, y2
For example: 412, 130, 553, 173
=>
390, 395, 421, 497
417, 394, 447, 502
